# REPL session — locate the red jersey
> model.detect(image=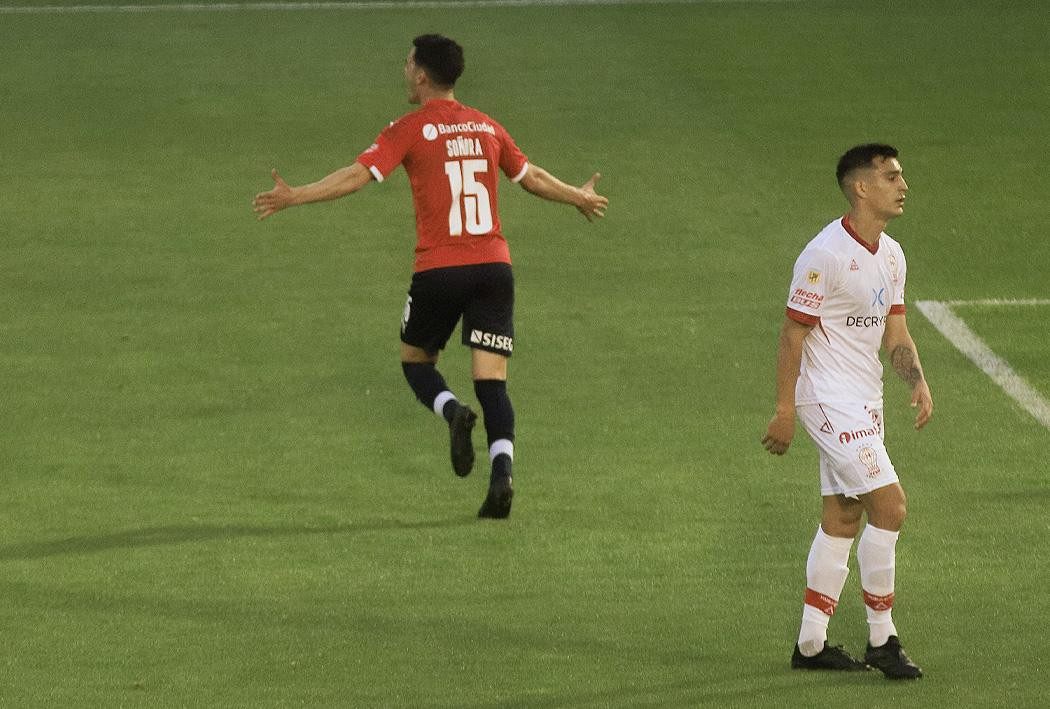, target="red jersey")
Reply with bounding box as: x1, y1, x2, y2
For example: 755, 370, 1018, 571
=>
356, 99, 529, 273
